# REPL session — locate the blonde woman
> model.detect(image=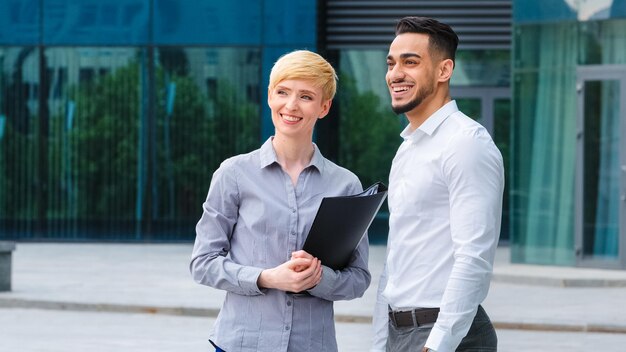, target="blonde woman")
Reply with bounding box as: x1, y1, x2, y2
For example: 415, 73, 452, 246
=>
191, 50, 371, 352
